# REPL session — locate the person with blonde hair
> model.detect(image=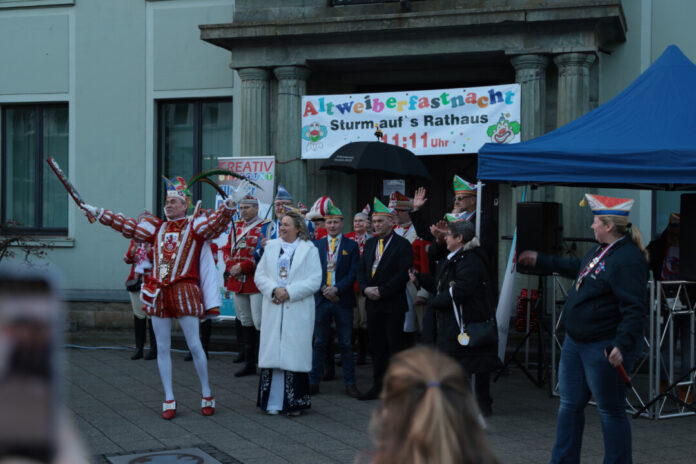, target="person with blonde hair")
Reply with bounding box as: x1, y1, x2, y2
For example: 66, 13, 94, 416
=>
254, 209, 322, 415
519, 193, 649, 464
362, 346, 499, 464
